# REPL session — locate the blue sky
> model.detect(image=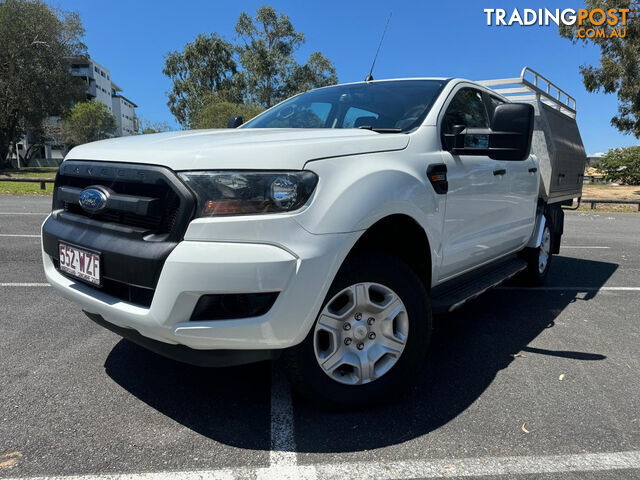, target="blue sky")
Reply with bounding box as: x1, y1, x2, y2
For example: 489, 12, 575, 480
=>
52, 0, 637, 155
